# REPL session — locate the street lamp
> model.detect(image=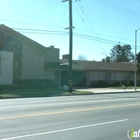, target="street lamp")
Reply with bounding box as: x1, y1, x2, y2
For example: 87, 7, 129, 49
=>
134, 28, 140, 91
